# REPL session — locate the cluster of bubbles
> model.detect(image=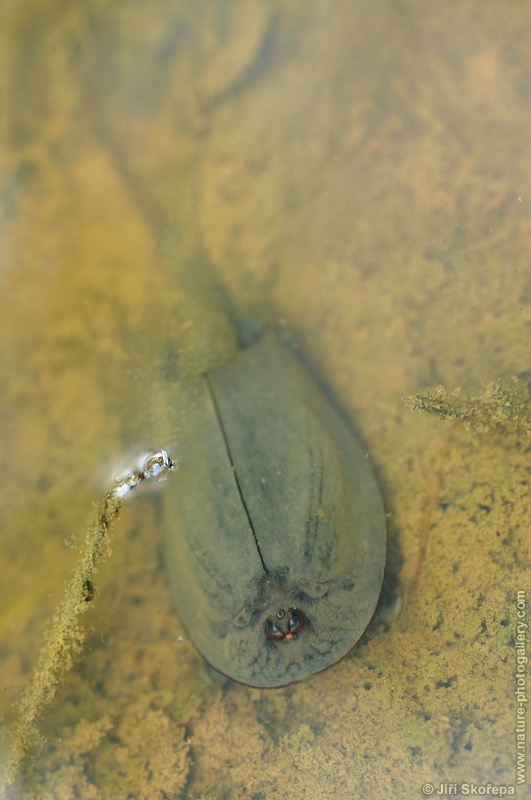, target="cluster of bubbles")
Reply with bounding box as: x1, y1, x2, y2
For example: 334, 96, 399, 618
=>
114, 450, 176, 498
